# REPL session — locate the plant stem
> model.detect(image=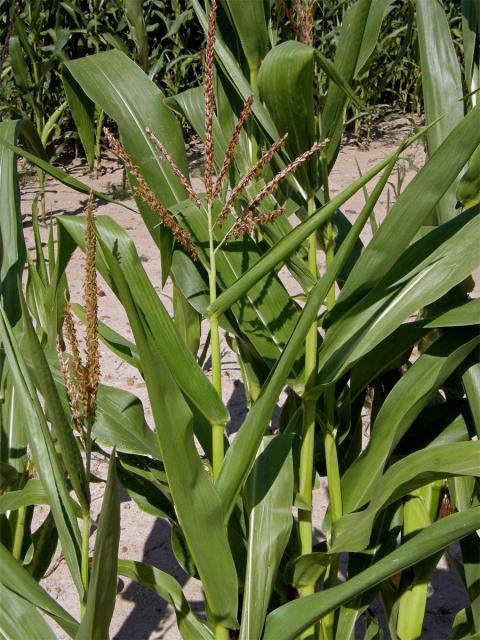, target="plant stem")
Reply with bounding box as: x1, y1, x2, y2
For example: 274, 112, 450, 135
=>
208, 202, 224, 479
249, 67, 259, 164
81, 418, 93, 617
298, 195, 318, 614
321, 156, 335, 309
320, 154, 342, 640
215, 623, 230, 640
12, 506, 26, 561
81, 511, 89, 617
